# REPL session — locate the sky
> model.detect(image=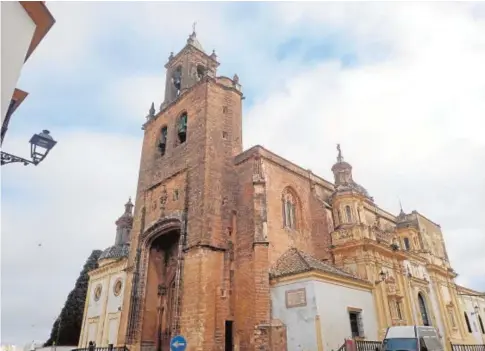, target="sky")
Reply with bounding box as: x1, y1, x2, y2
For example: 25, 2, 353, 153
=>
1, 1, 485, 346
